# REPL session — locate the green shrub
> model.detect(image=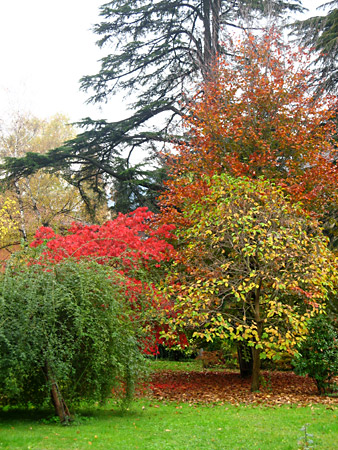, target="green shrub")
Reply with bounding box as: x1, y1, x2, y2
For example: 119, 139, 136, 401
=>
0, 257, 146, 422
292, 315, 338, 394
